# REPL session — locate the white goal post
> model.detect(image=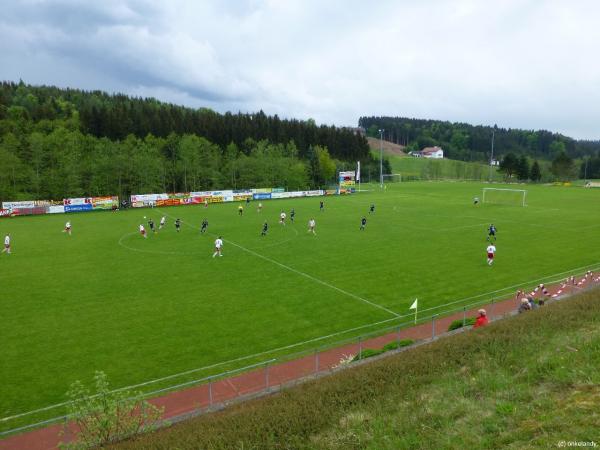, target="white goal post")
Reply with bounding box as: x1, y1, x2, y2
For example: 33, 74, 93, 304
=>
482, 188, 527, 206
382, 173, 402, 183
